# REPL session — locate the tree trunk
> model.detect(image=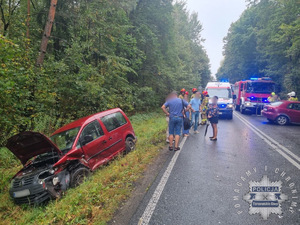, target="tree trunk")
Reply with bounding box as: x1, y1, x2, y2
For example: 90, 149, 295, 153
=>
36, 0, 58, 66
